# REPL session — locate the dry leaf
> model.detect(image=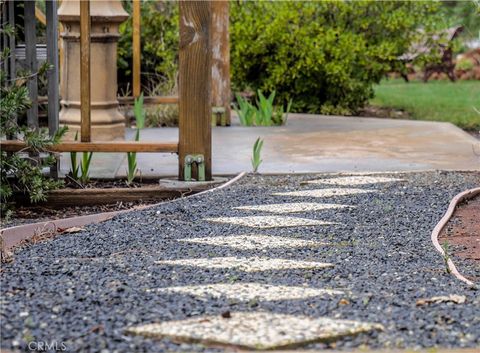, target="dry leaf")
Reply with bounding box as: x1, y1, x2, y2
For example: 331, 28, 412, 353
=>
416, 294, 466, 306
60, 227, 85, 234
339, 298, 350, 305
